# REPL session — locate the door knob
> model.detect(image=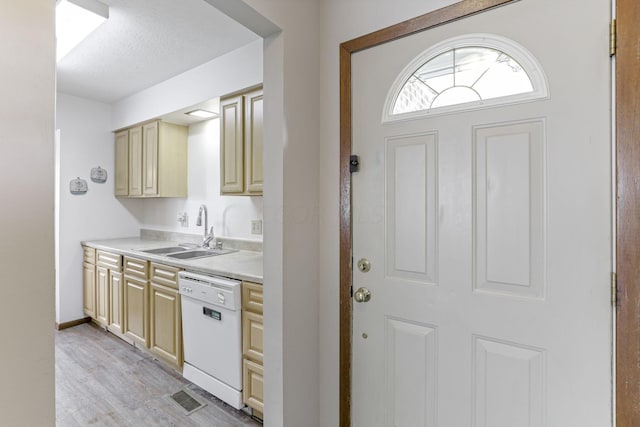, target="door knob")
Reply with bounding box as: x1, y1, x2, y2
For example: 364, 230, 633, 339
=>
354, 287, 371, 303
